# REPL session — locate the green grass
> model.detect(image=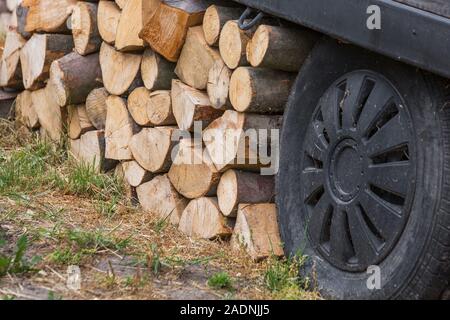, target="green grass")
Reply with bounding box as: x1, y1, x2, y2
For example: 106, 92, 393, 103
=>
0, 235, 40, 277
208, 272, 233, 290
0, 140, 64, 195
0, 136, 126, 217
48, 228, 131, 266
264, 254, 313, 300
